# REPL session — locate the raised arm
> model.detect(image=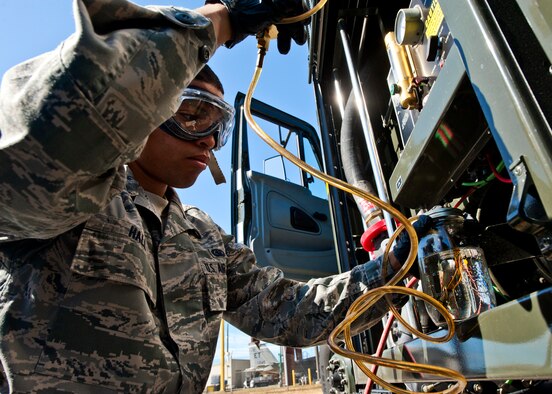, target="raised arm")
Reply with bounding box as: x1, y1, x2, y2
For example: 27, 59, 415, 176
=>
0, 0, 222, 239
